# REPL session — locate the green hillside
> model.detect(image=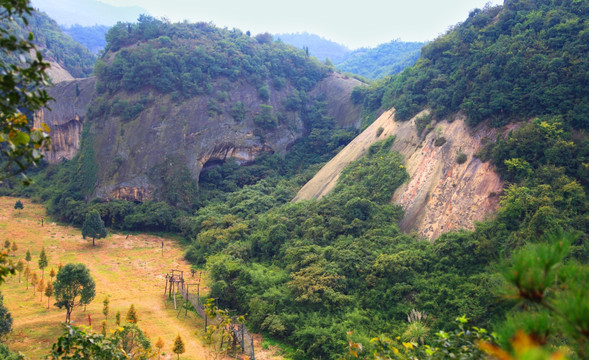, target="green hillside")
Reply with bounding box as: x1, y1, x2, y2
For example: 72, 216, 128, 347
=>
97, 17, 328, 97
2, 1, 589, 359
355, 0, 589, 129
62, 24, 109, 54
336, 40, 425, 79
0, 10, 96, 77
276, 33, 425, 80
